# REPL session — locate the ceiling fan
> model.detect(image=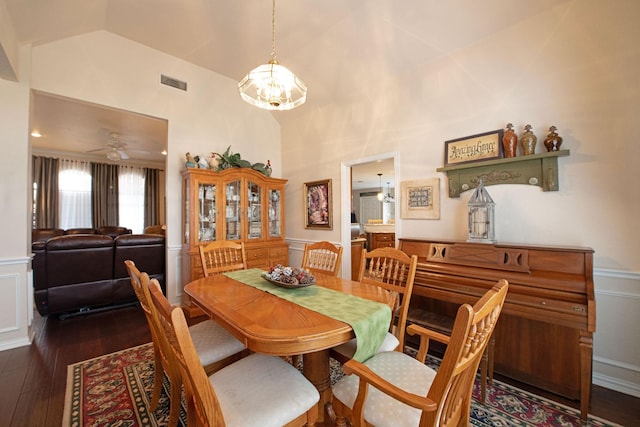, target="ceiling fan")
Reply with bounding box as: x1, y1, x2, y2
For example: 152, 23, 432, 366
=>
86, 132, 130, 161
